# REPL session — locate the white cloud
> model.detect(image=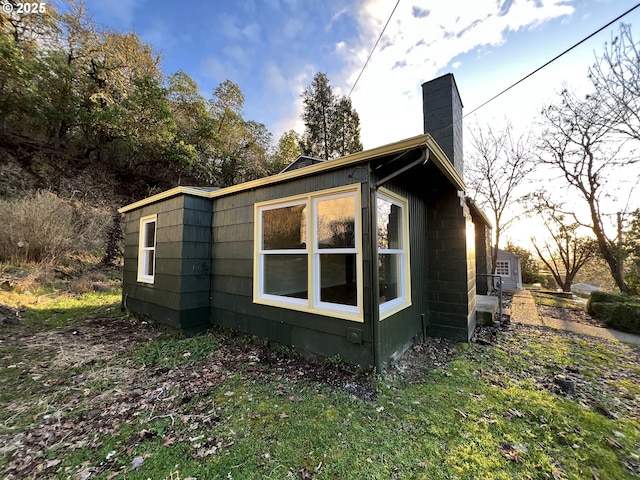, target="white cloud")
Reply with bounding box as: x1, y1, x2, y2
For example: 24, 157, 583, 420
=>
242, 23, 262, 43
344, 0, 576, 148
